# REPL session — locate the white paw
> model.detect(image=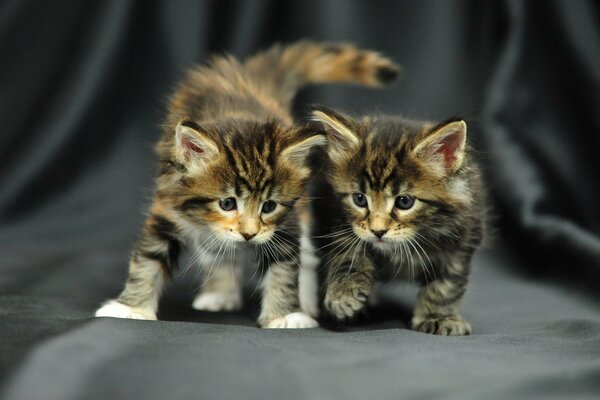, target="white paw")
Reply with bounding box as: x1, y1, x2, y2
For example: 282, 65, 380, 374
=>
192, 291, 242, 312
265, 312, 319, 329
95, 300, 157, 320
